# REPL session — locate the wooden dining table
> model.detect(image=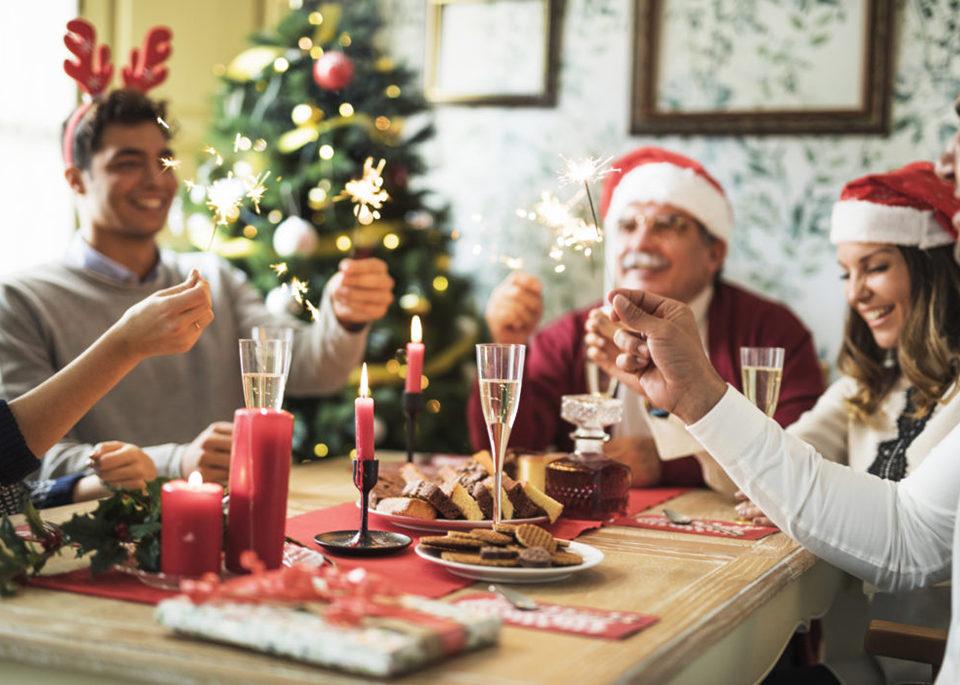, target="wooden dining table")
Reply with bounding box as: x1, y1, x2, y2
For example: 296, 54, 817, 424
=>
0, 453, 841, 685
